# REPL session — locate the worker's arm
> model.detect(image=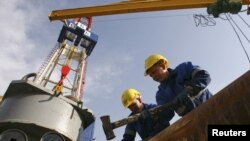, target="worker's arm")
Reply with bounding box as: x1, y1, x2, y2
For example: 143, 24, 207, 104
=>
121, 123, 136, 141
175, 62, 211, 97
155, 93, 175, 121
172, 90, 195, 116
184, 66, 211, 97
